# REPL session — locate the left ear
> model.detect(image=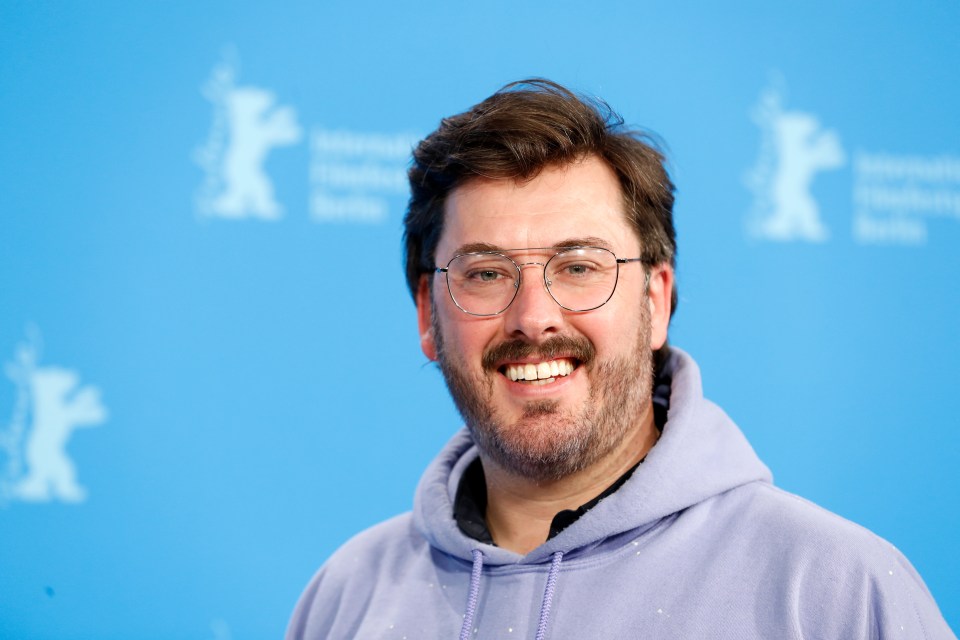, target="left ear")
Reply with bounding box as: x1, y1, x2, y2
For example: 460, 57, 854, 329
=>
646, 264, 674, 350
416, 274, 438, 362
